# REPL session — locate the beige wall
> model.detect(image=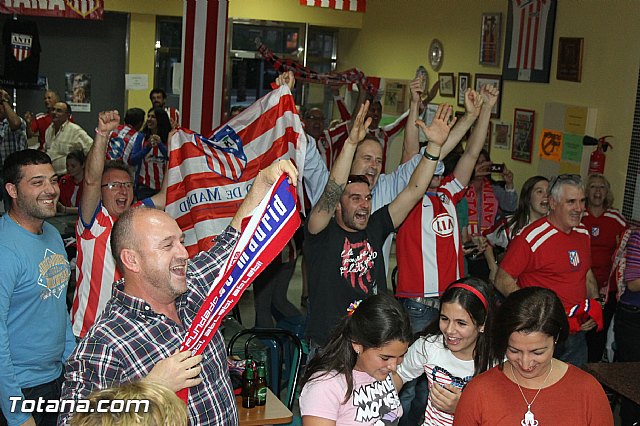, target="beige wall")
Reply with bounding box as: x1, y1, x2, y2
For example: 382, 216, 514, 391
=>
338, 0, 640, 207
106, 0, 639, 206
